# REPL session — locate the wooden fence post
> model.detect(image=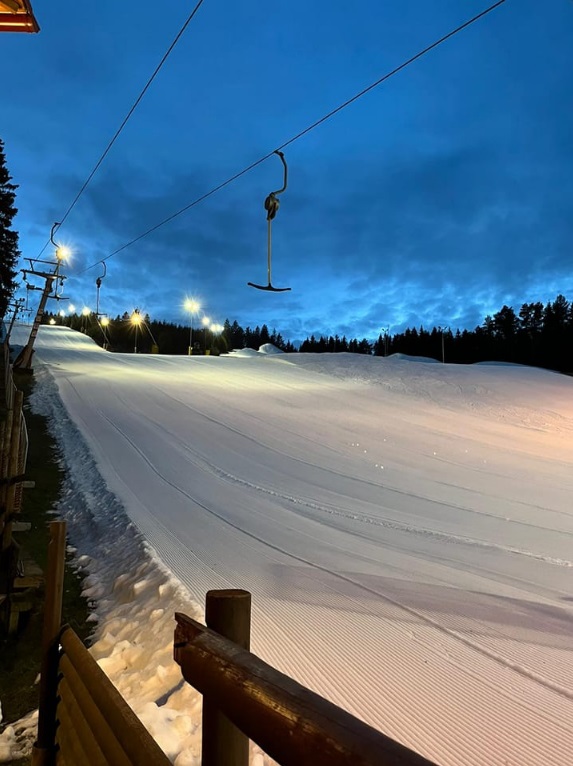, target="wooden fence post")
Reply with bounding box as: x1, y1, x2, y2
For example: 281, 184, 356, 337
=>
32, 520, 67, 766
202, 589, 251, 766
1, 390, 24, 553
